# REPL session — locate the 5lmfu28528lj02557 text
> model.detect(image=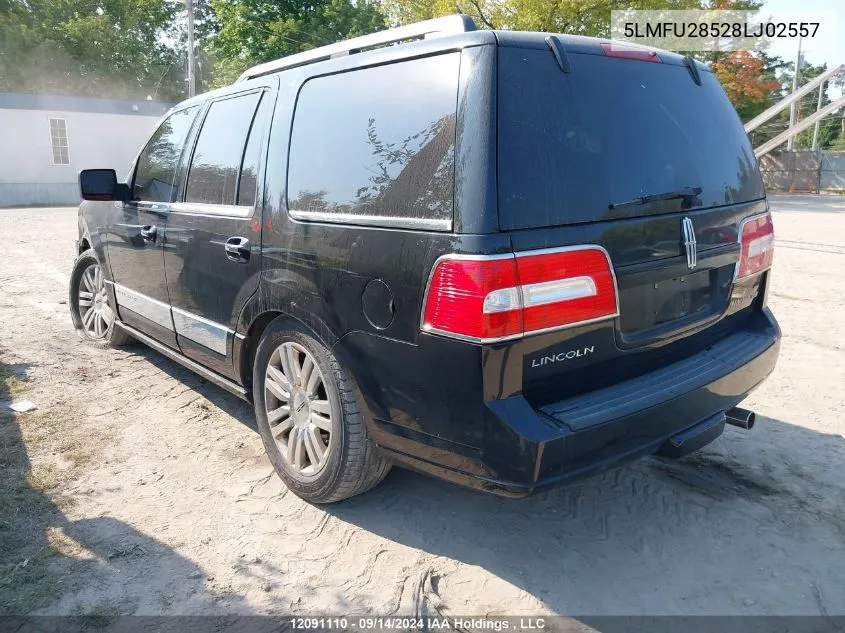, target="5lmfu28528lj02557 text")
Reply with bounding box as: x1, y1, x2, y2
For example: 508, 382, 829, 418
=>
69, 15, 779, 503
